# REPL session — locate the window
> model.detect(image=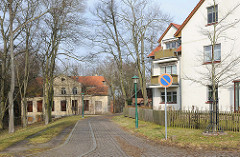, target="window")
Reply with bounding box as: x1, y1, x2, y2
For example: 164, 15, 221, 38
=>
172, 65, 177, 74
37, 100, 43, 112
161, 91, 177, 103
72, 87, 77, 95
61, 100, 67, 111
165, 41, 180, 49
160, 65, 177, 75
208, 85, 218, 101
204, 44, 221, 62
61, 87, 66, 95
207, 5, 218, 24
27, 101, 33, 112
234, 82, 240, 112
84, 100, 89, 111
